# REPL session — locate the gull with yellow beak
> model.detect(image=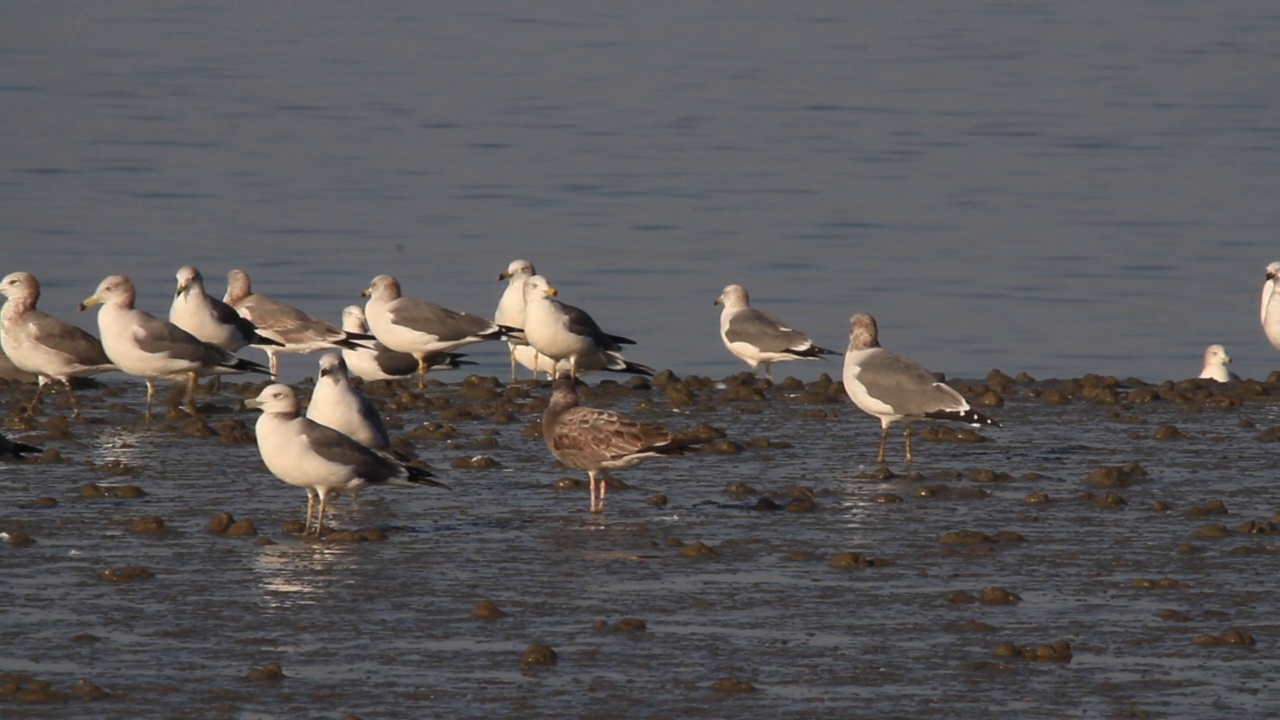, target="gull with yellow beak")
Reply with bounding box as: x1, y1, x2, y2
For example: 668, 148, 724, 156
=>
521, 275, 639, 381
81, 275, 270, 420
